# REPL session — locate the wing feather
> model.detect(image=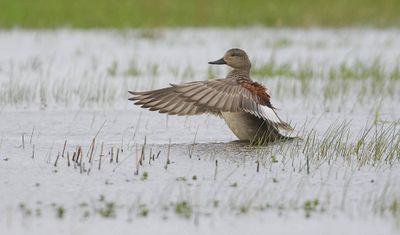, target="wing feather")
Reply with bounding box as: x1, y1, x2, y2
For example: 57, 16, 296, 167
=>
128, 78, 293, 130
